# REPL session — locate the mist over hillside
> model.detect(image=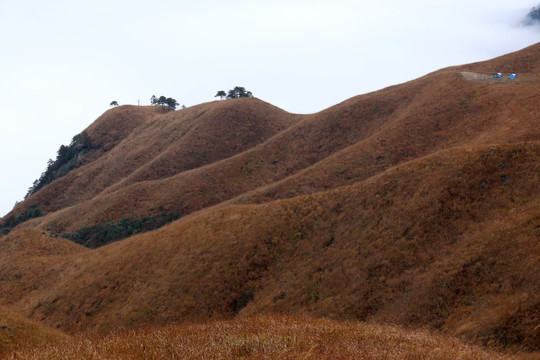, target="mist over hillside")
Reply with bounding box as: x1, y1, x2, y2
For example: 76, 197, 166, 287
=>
0, 43, 539, 357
